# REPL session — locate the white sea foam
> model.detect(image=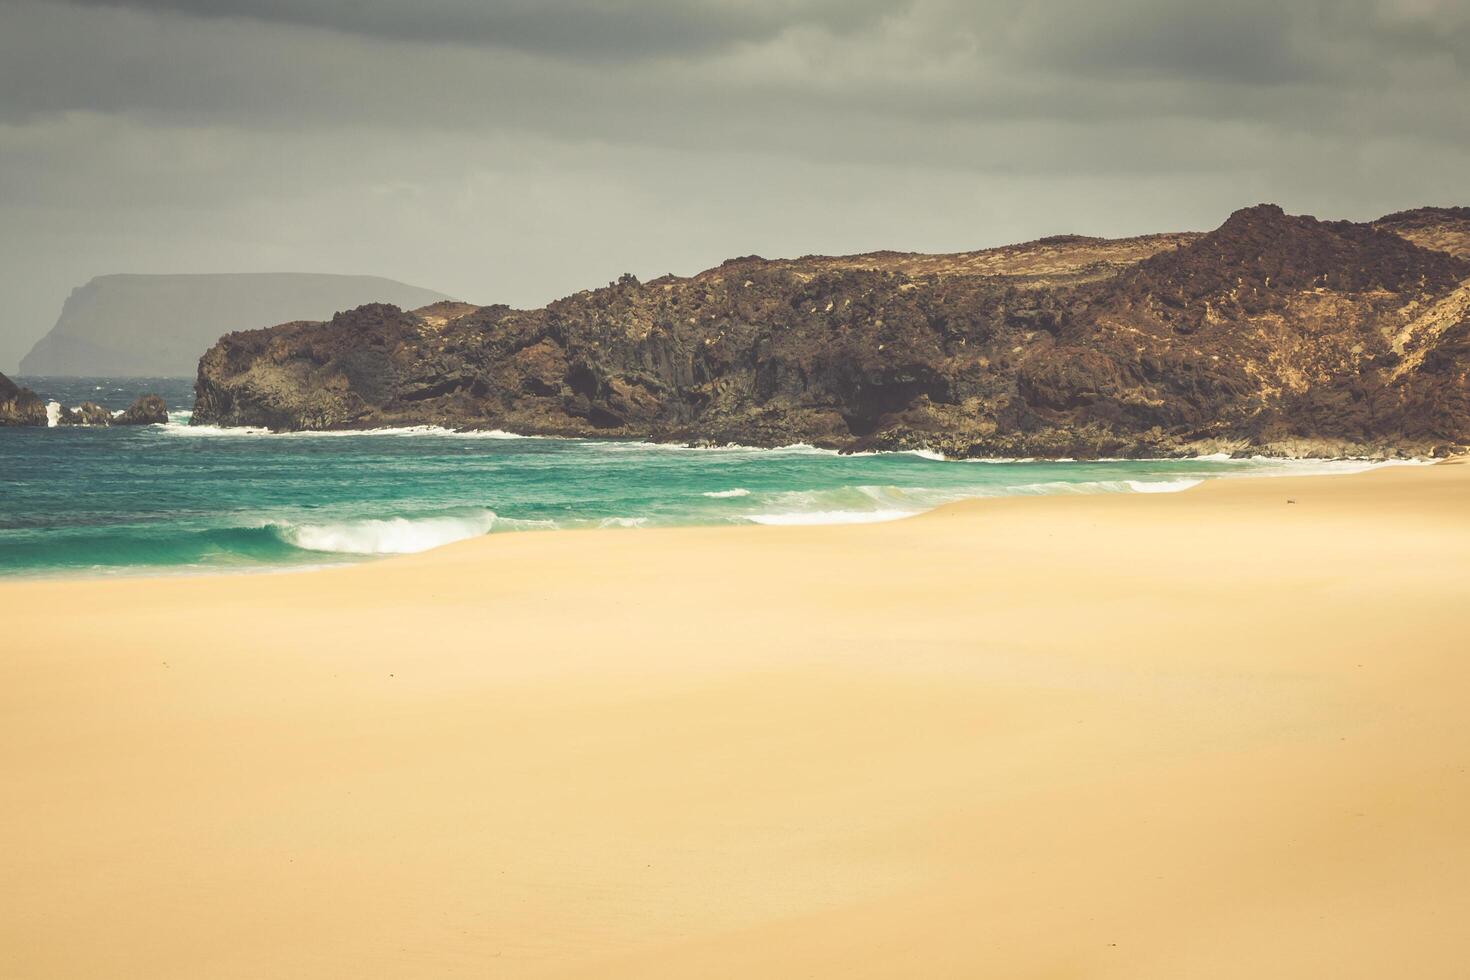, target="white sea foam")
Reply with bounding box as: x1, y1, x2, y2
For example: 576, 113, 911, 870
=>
737, 485, 939, 525
994, 477, 1202, 495
1213, 458, 1405, 479
45, 401, 60, 427
374, 427, 531, 439
273, 510, 497, 554
840, 447, 950, 460
954, 456, 1037, 464
587, 440, 839, 455
493, 516, 559, 531
702, 488, 752, 498
1125, 478, 1205, 493
158, 423, 533, 439
597, 516, 648, 528
158, 423, 273, 436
